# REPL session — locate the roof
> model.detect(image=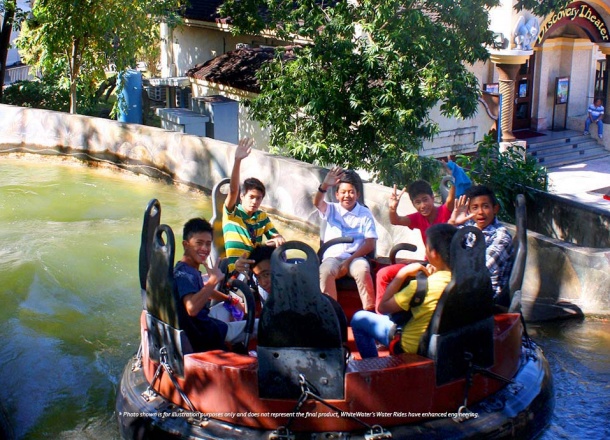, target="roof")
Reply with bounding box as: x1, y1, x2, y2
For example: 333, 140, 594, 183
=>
183, 0, 226, 23
187, 46, 295, 93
